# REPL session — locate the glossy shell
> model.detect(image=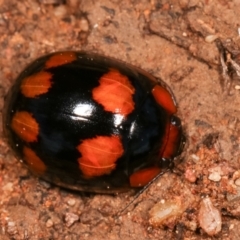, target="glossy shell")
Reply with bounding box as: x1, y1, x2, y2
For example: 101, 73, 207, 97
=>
3, 51, 185, 193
